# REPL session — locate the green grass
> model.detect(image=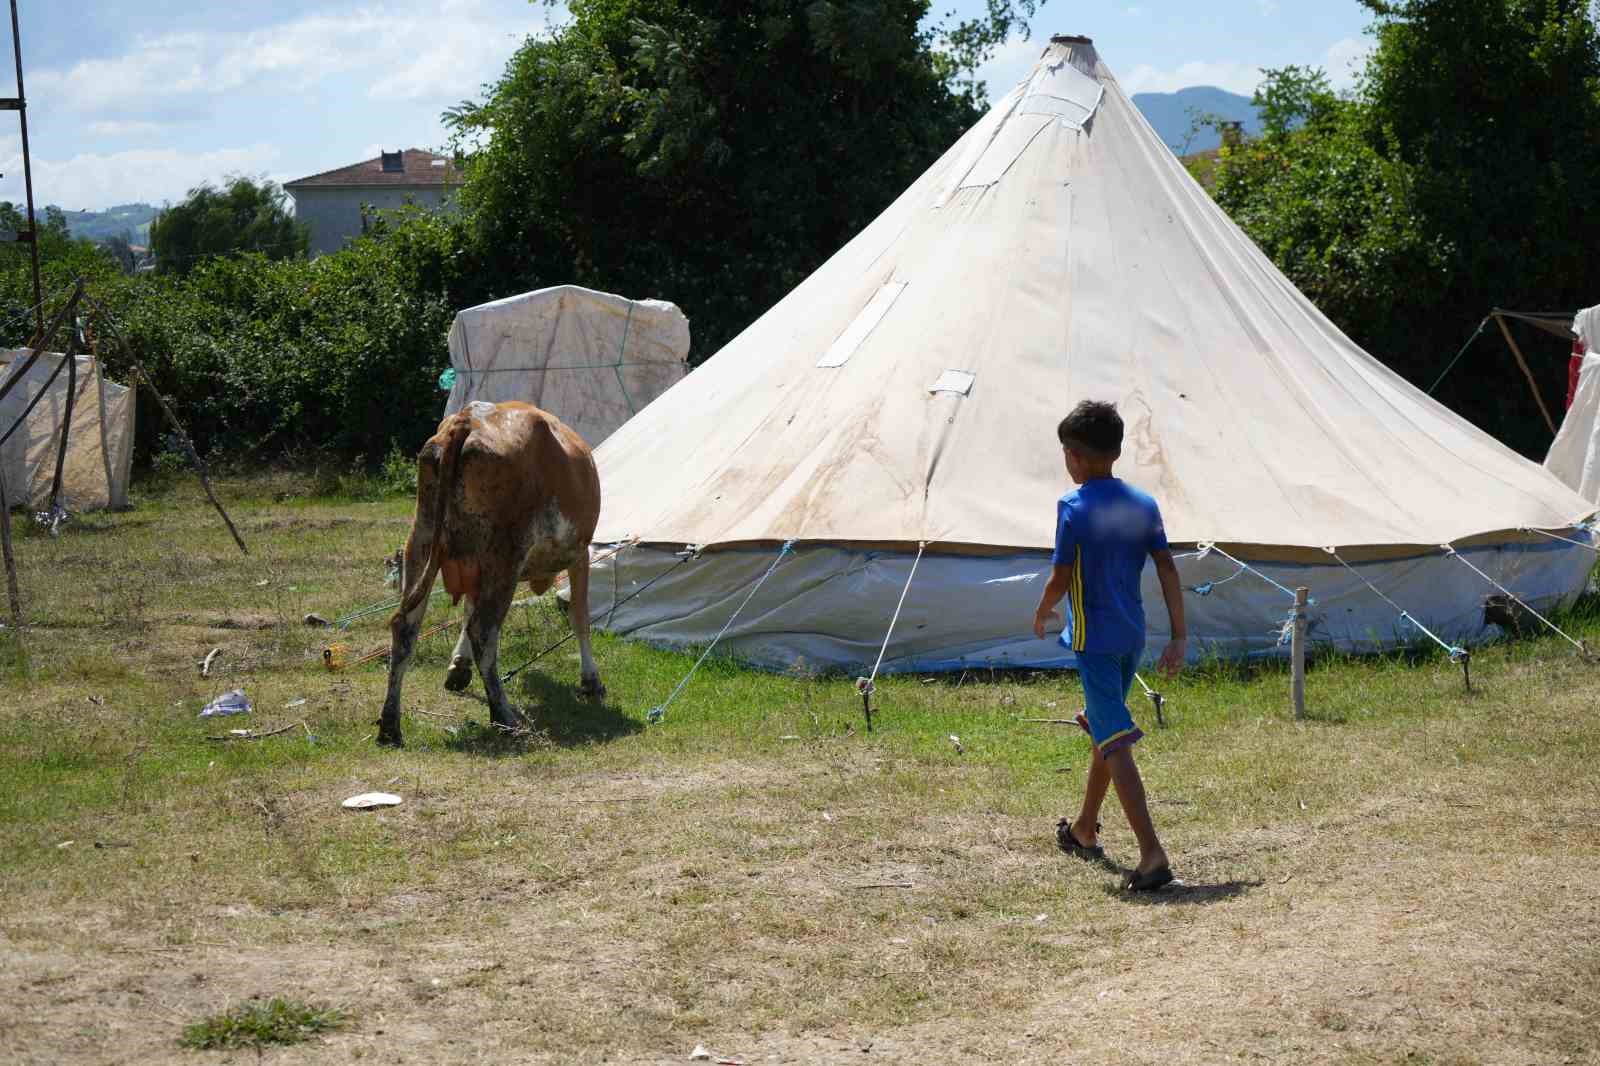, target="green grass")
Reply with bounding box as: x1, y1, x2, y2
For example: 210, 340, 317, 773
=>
0, 473, 1597, 1065
179, 997, 346, 1050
